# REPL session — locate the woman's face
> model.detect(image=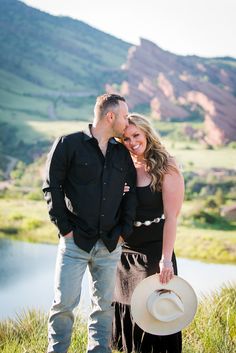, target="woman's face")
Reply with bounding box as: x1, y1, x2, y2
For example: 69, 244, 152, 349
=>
123, 124, 147, 157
